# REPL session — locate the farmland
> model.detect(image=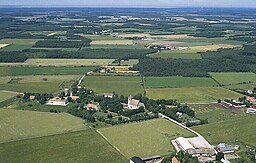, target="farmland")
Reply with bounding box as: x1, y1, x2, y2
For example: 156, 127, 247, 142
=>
0, 66, 94, 76
81, 76, 143, 96
98, 119, 195, 158
0, 91, 17, 102
0, 39, 40, 51
0, 75, 79, 93
91, 40, 133, 45
0, 43, 9, 49
145, 76, 219, 88
0, 109, 85, 143
0, 129, 127, 163
146, 87, 243, 103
